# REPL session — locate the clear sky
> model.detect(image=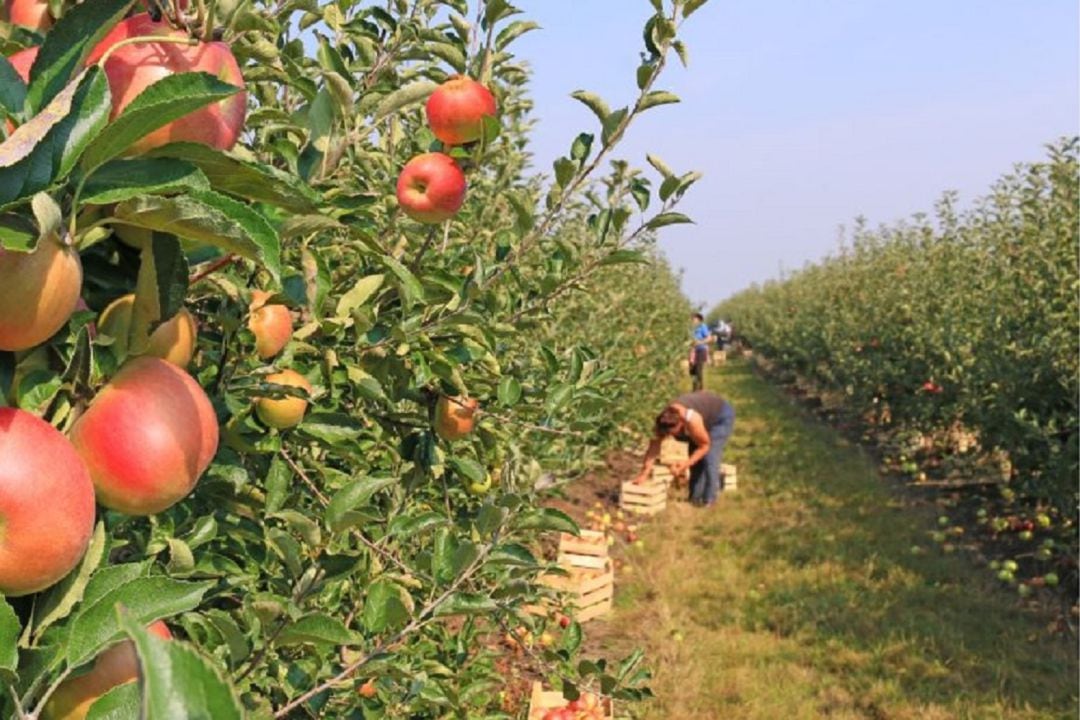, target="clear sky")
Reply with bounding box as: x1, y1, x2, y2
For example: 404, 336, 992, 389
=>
513, 1, 1079, 308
